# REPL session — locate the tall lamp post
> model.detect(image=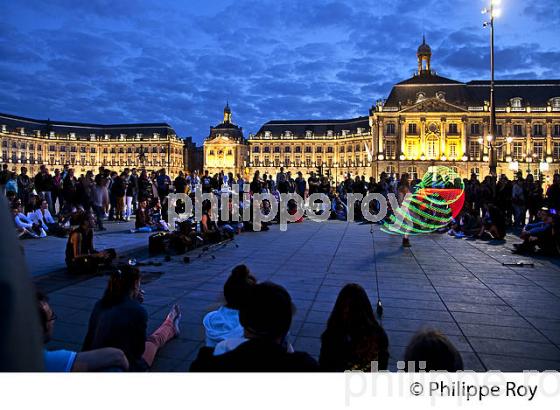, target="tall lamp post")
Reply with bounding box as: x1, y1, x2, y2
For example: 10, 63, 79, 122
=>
482, 0, 502, 177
